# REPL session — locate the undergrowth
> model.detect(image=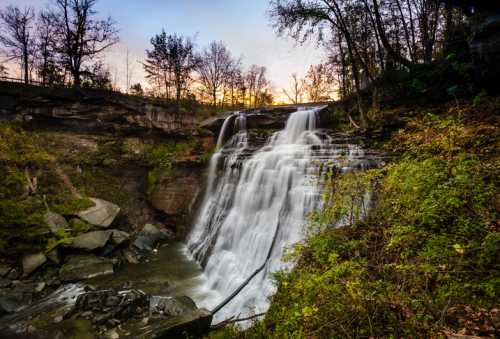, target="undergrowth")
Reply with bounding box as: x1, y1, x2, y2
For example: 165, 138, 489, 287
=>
207, 101, 500, 338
